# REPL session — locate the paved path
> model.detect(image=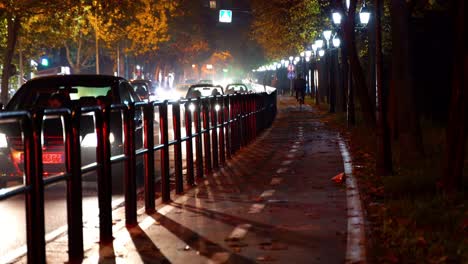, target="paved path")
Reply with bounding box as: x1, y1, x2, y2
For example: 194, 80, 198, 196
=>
14, 96, 351, 263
